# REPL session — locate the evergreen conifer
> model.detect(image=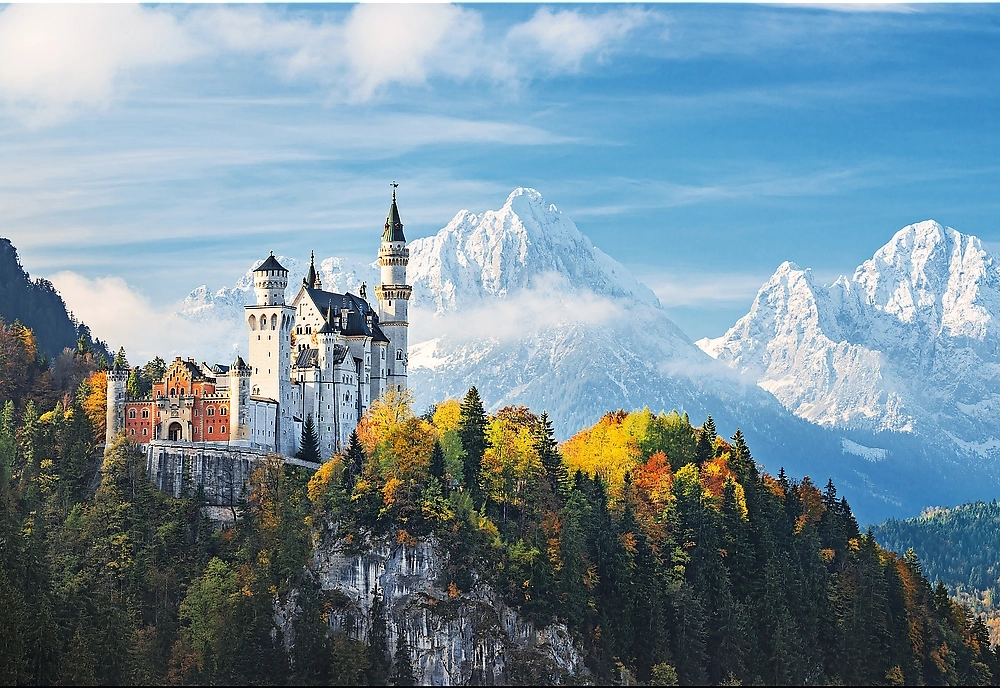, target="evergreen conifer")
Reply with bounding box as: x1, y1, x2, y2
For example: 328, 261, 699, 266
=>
429, 439, 446, 483
296, 414, 321, 464
457, 386, 487, 503
389, 628, 416, 686
344, 429, 364, 485
367, 587, 390, 684
535, 412, 567, 499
